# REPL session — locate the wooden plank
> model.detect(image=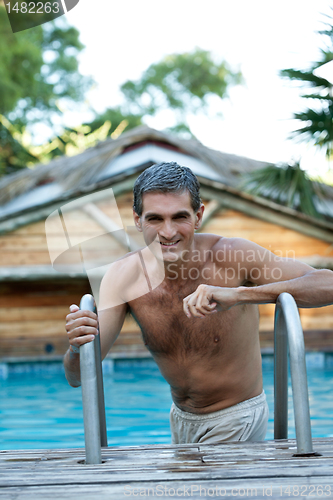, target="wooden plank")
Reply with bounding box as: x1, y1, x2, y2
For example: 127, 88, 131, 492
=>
0, 285, 89, 307
0, 439, 332, 493
300, 304, 333, 316
0, 321, 66, 338
0, 337, 70, 357
259, 330, 333, 351
1, 478, 332, 500
7, 220, 47, 235
0, 323, 141, 340
202, 209, 333, 253
0, 306, 69, 322
0, 330, 145, 358
0, 254, 54, 266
